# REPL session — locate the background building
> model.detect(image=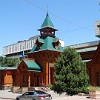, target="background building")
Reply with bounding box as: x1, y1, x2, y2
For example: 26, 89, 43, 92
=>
3, 36, 38, 59
3, 36, 64, 59
65, 40, 99, 62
